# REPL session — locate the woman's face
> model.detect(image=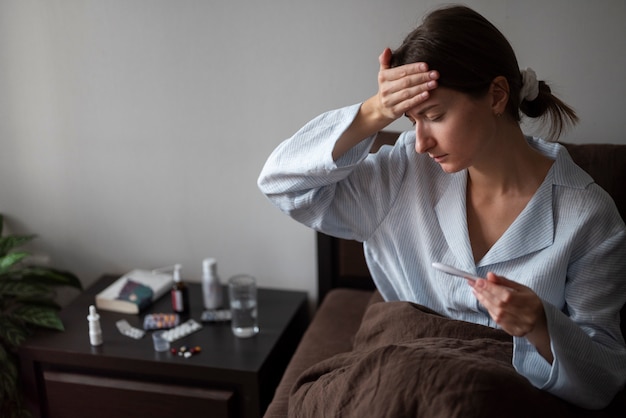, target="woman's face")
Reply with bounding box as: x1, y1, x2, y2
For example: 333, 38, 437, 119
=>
404, 87, 497, 173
